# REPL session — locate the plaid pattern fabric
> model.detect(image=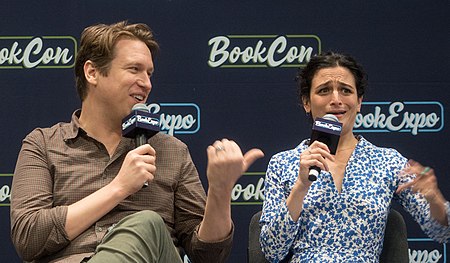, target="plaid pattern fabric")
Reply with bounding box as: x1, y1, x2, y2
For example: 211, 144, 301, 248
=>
11, 110, 232, 263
